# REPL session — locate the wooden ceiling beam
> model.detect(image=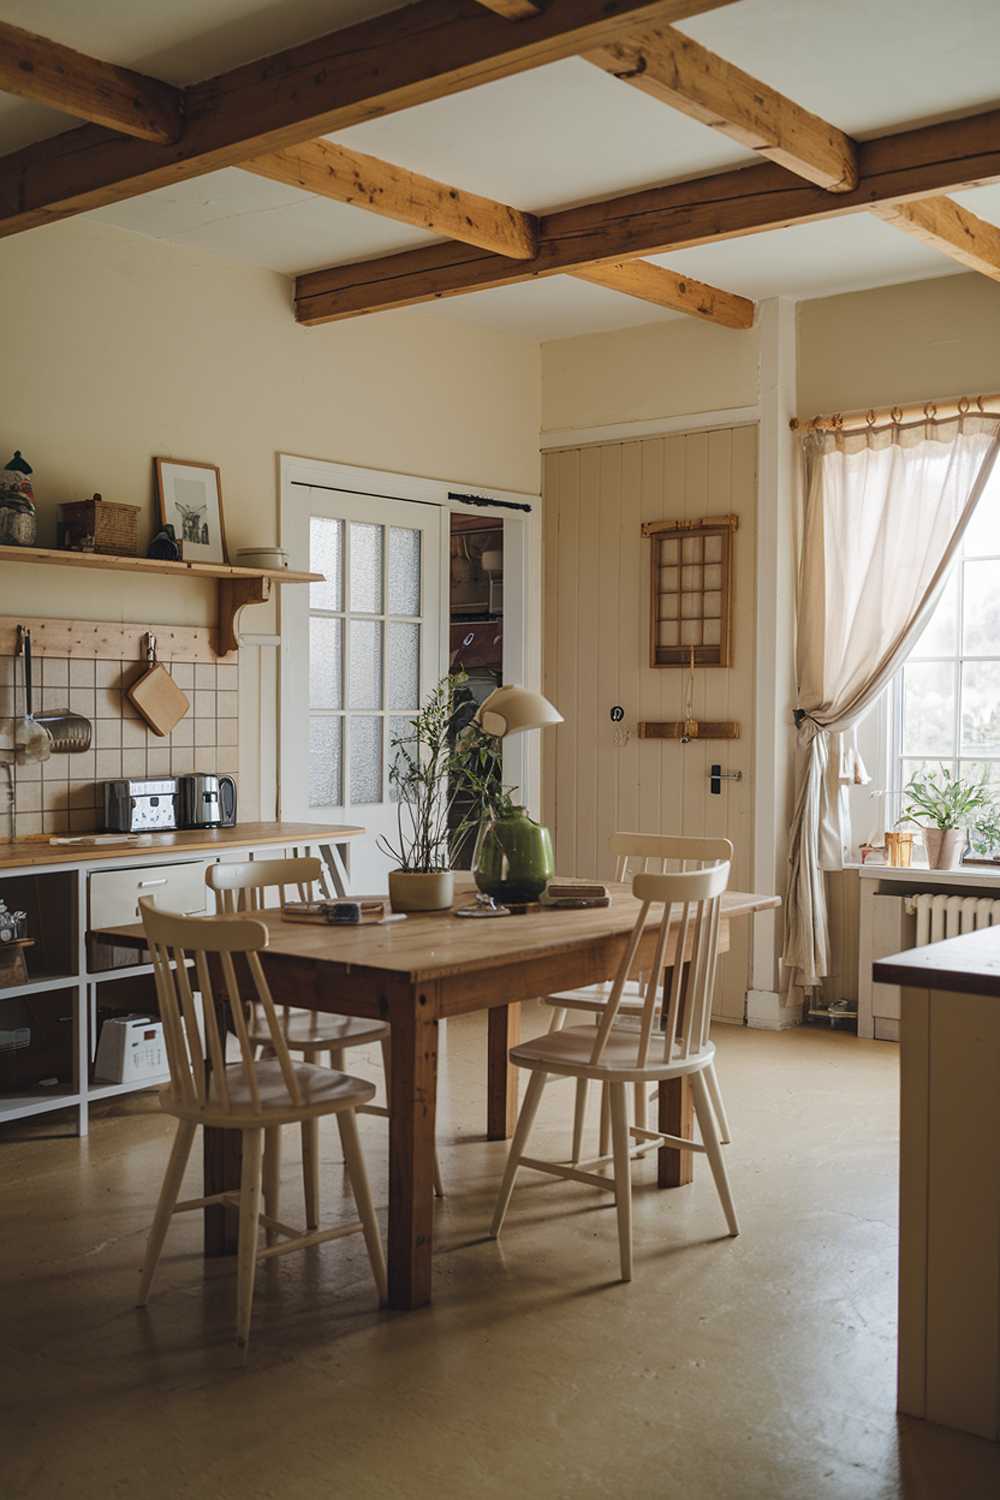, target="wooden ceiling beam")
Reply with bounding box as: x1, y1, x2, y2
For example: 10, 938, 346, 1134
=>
245, 139, 749, 326
246, 142, 753, 329
872, 195, 1000, 282
586, 24, 857, 191
0, 19, 181, 144
293, 106, 1000, 324
244, 140, 538, 259
0, 0, 733, 238
572, 260, 753, 327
